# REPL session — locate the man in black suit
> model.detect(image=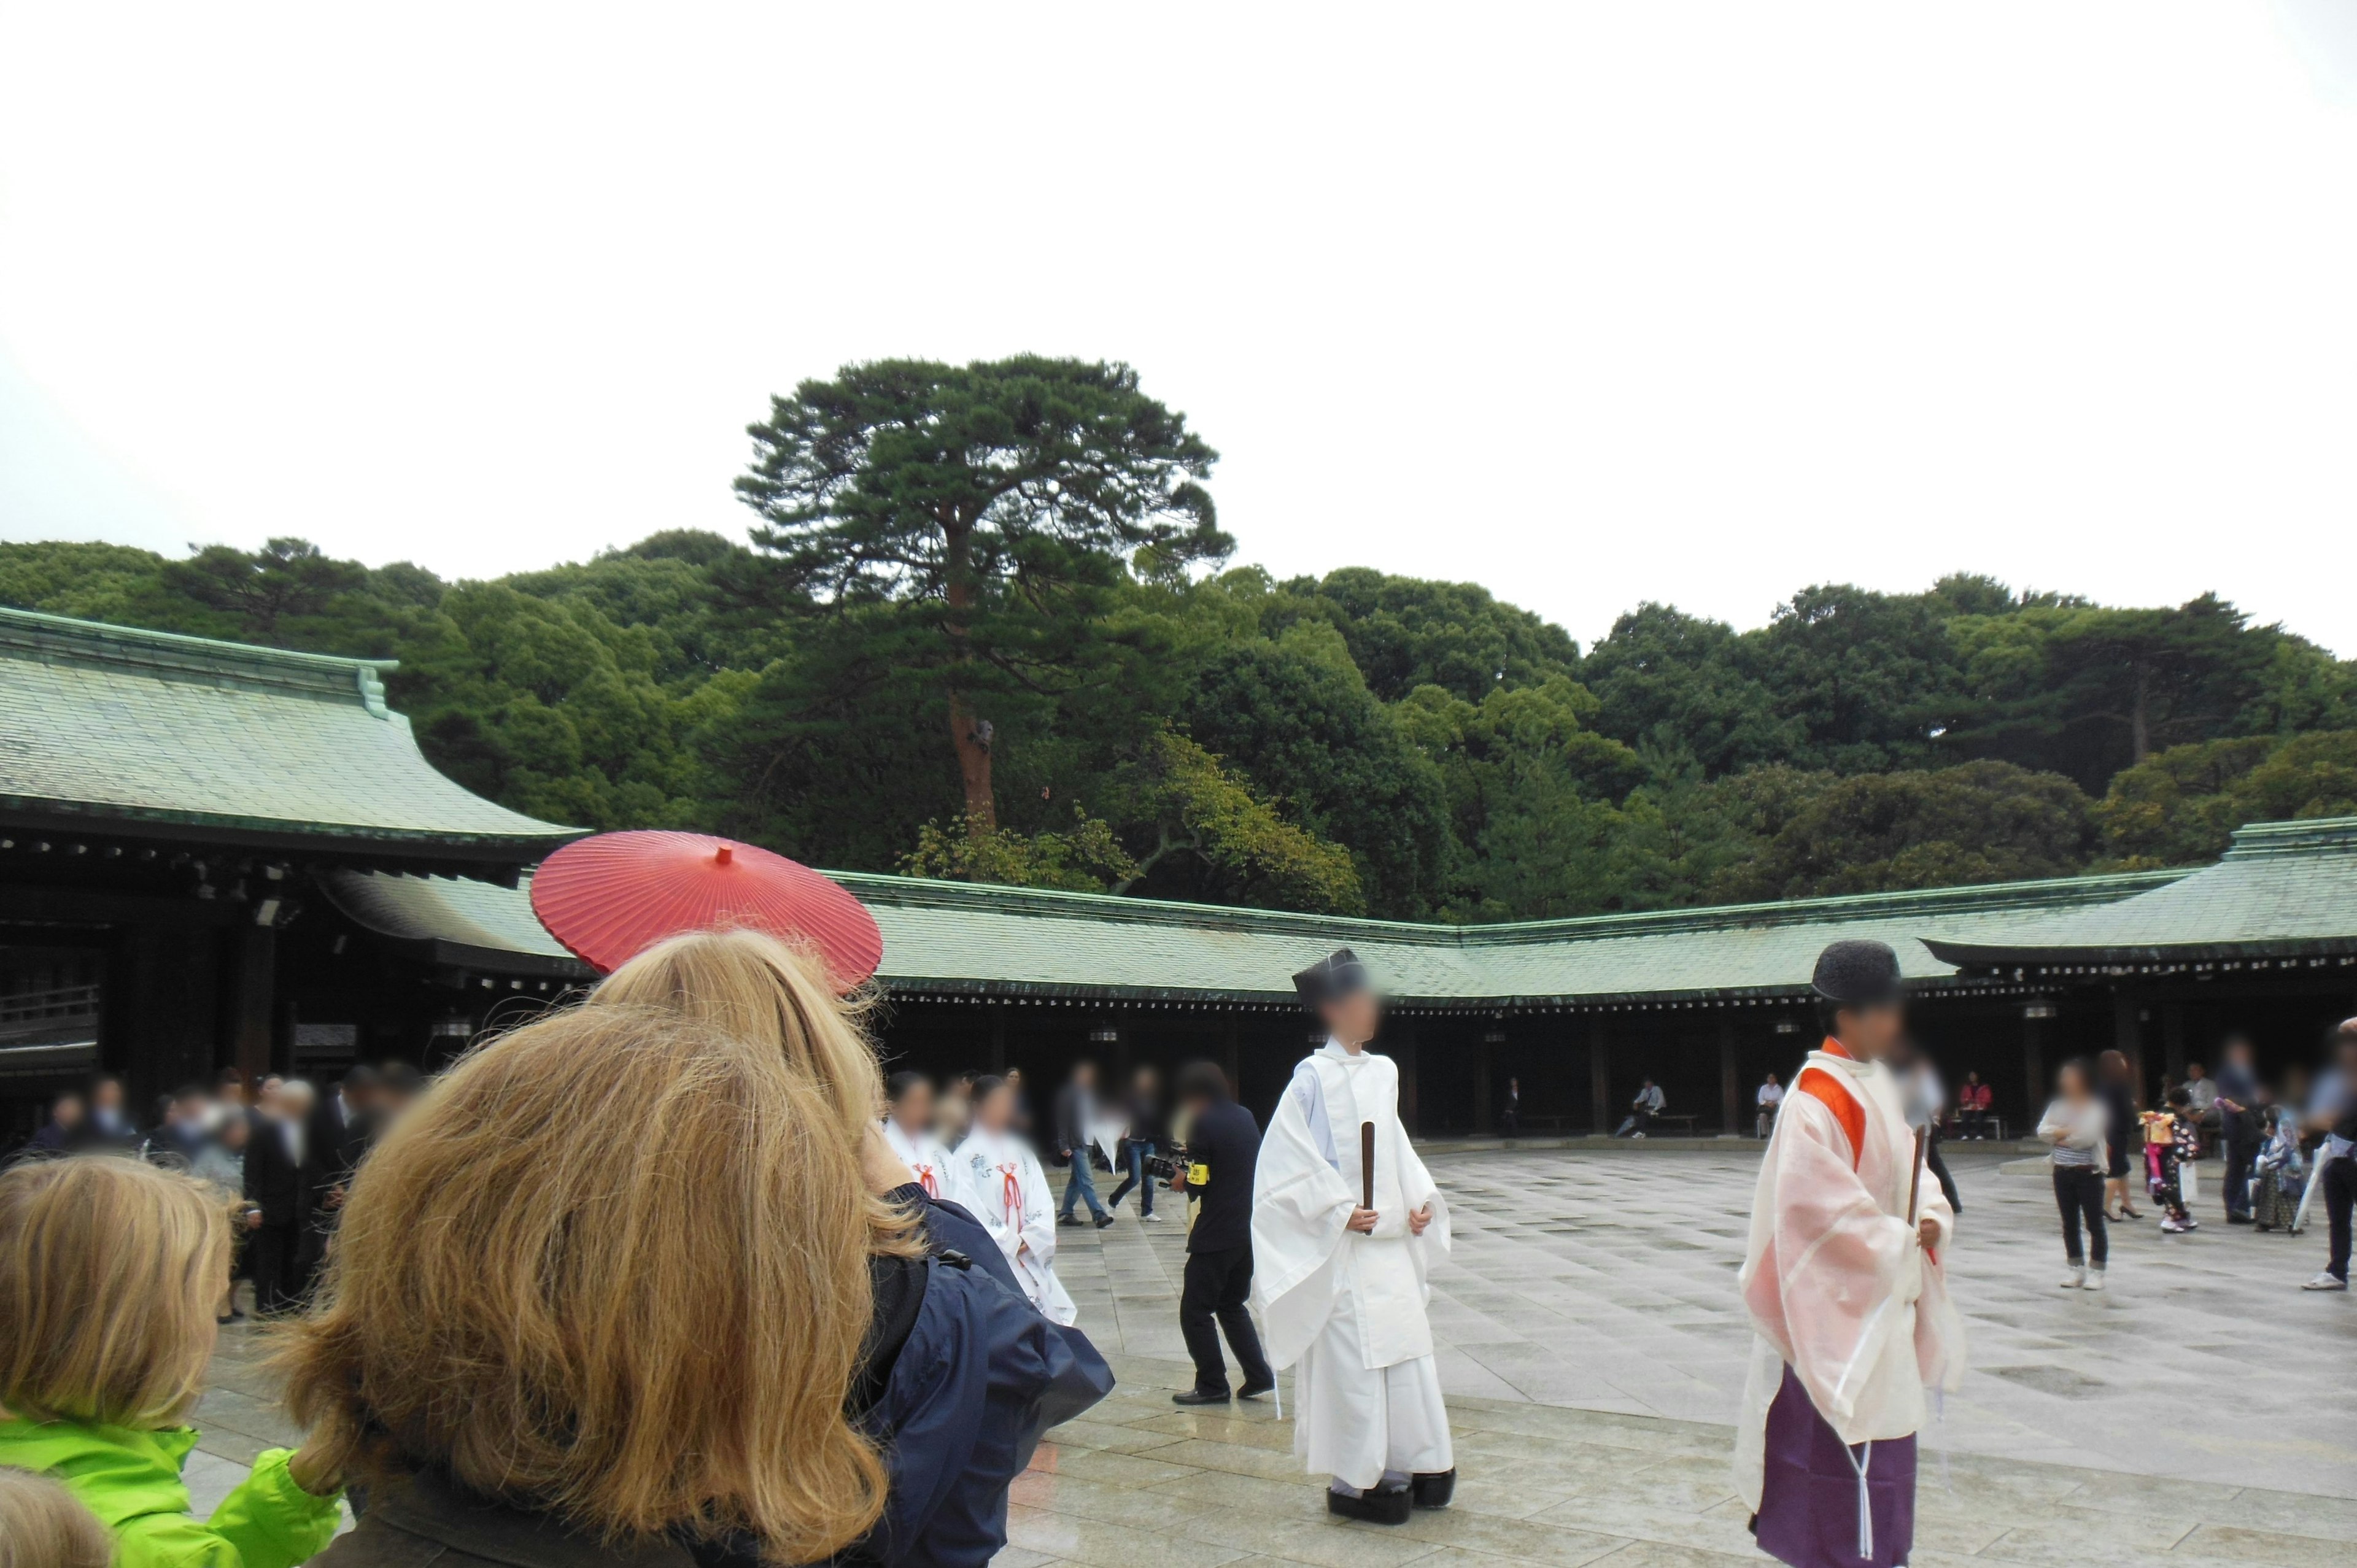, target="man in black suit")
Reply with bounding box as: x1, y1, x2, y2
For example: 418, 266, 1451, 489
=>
244, 1078, 310, 1313
1169, 1060, 1277, 1405
296, 1065, 379, 1293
